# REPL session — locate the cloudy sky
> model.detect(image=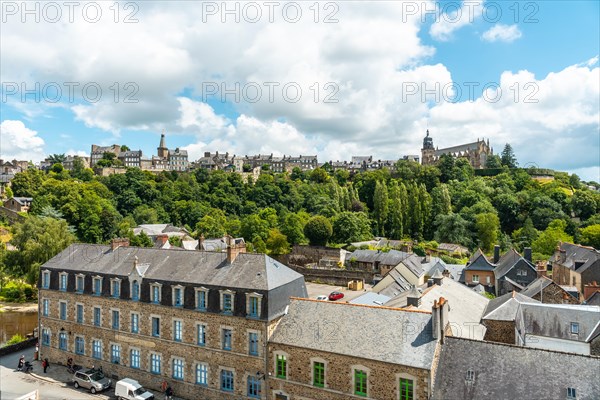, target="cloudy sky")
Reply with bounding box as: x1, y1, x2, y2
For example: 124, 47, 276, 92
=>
1, 1, 599, 181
